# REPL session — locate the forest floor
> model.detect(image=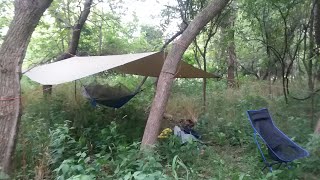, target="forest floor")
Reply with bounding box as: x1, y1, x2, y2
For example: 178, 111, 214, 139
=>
9, 77, 320, 179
